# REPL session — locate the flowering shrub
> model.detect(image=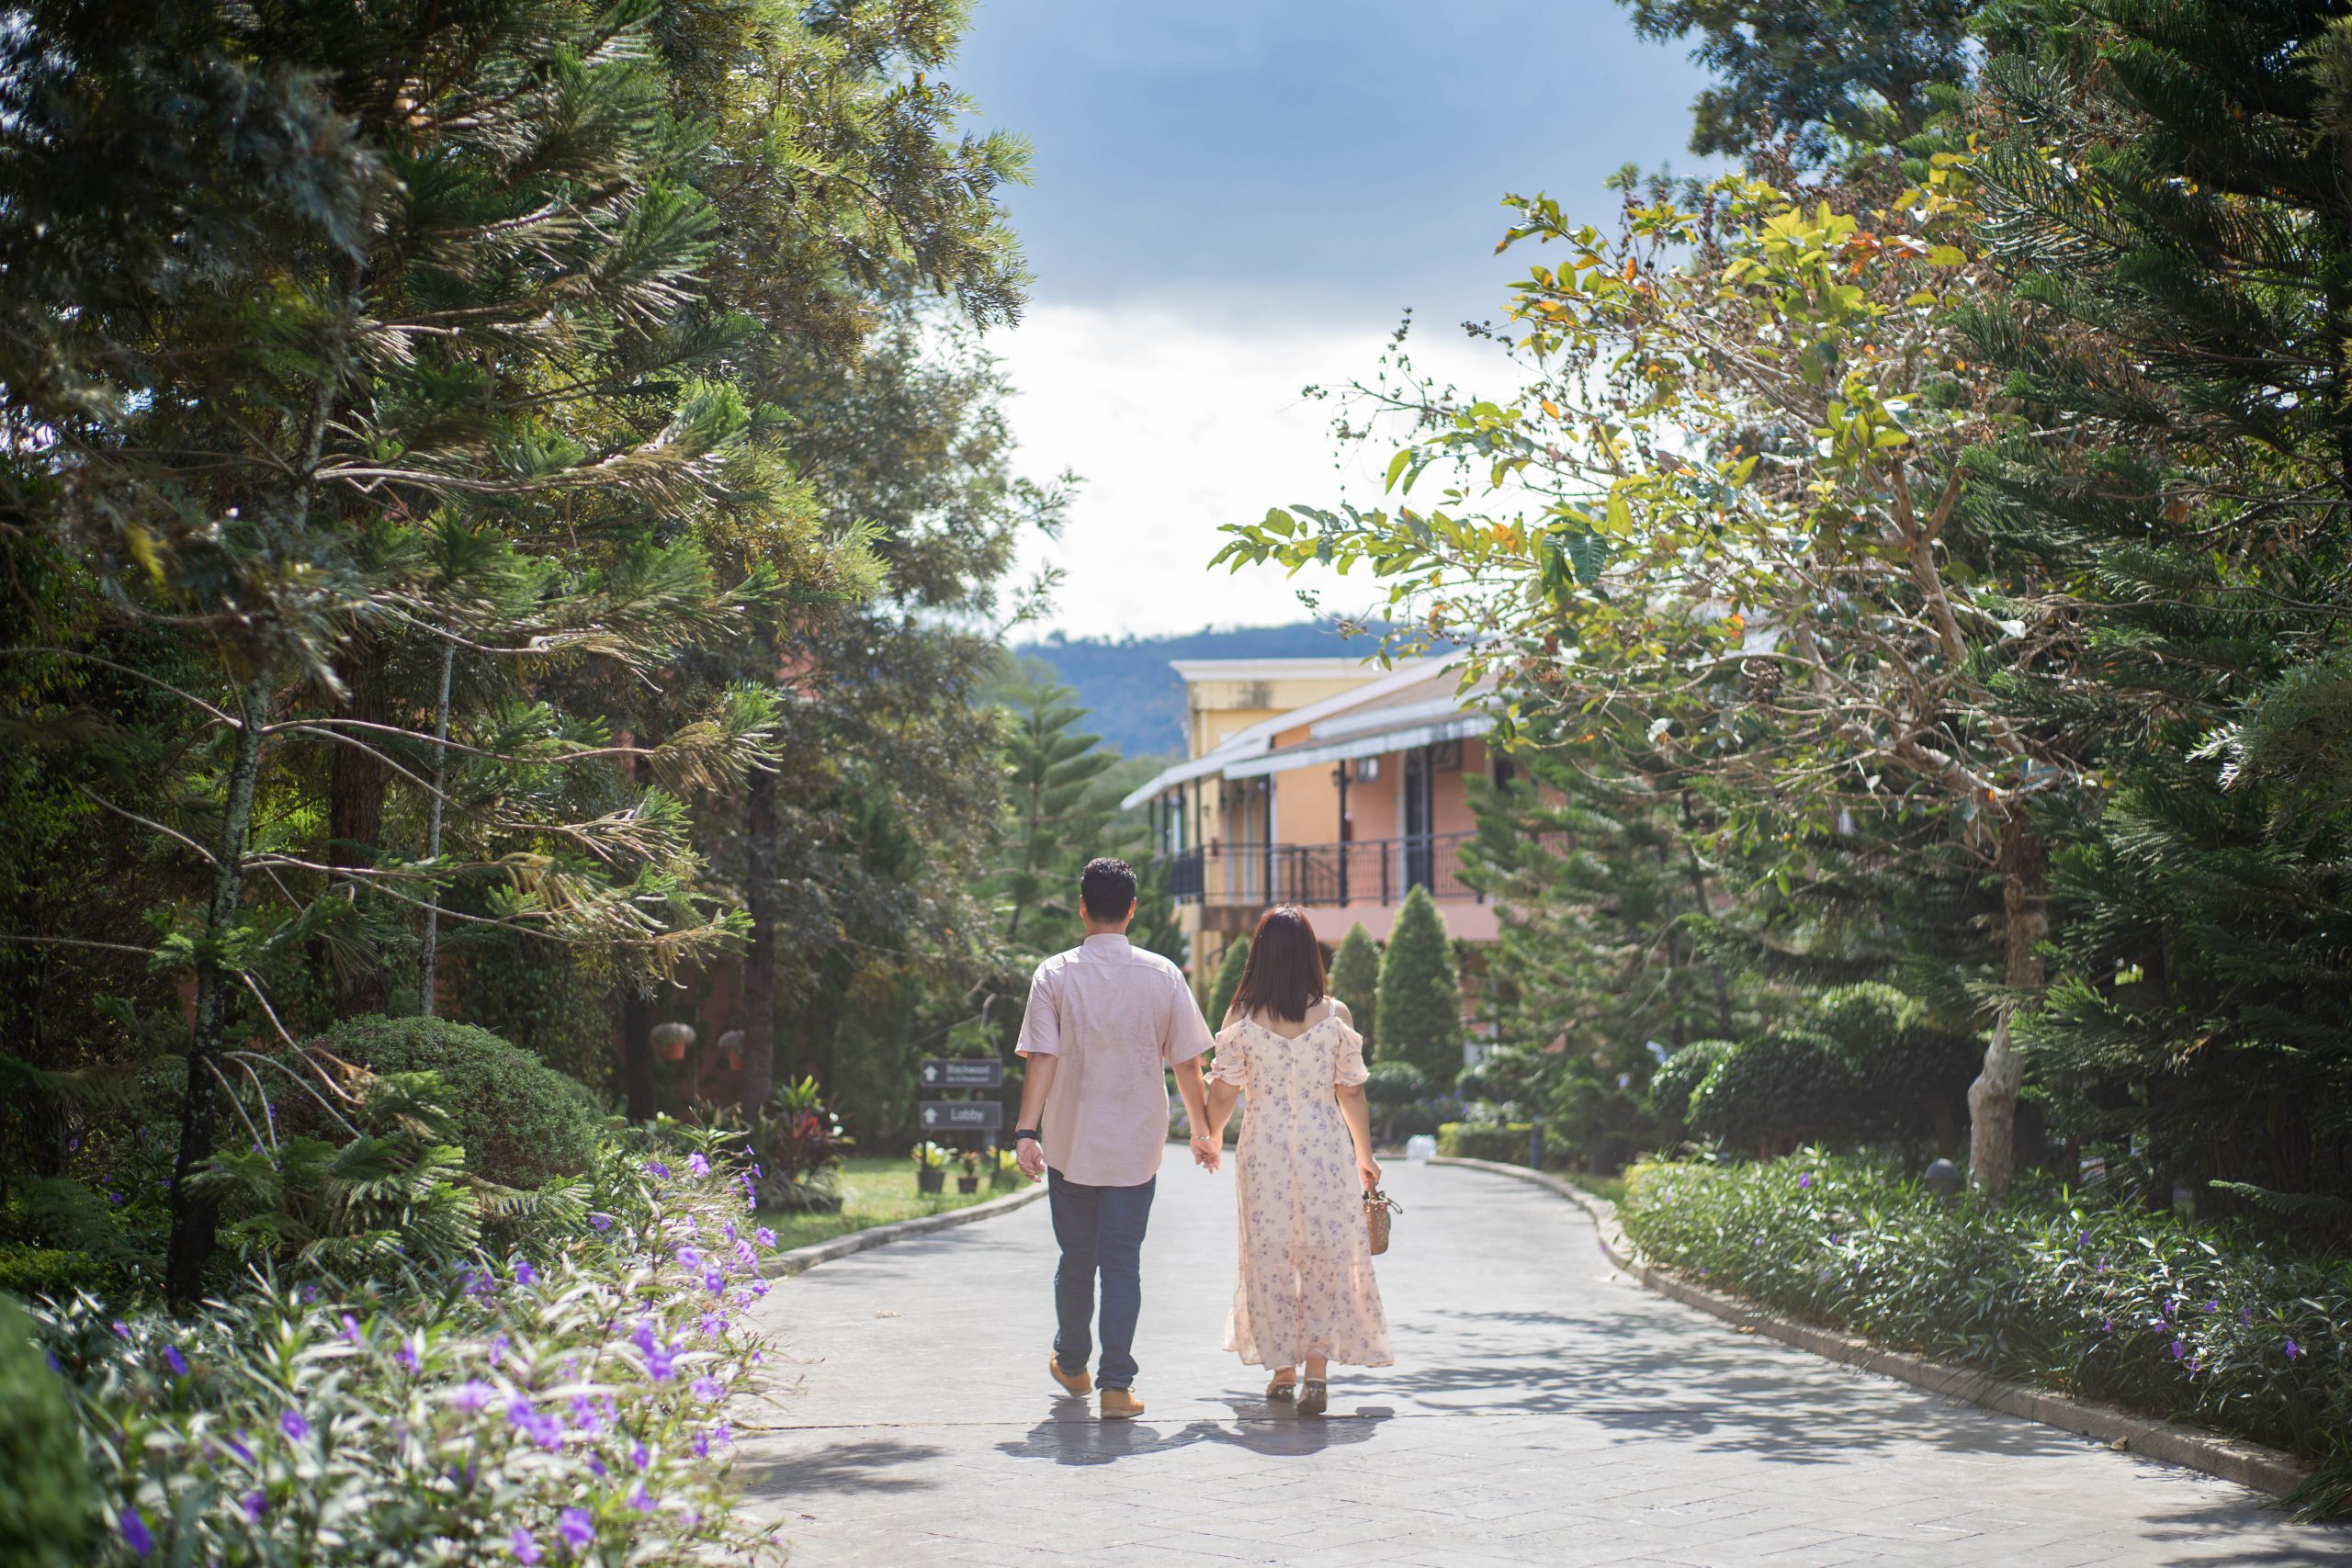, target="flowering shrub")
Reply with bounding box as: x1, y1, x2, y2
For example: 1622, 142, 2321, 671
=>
31, 1124, 788, 1564
1619, 1154, 2352, 1517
